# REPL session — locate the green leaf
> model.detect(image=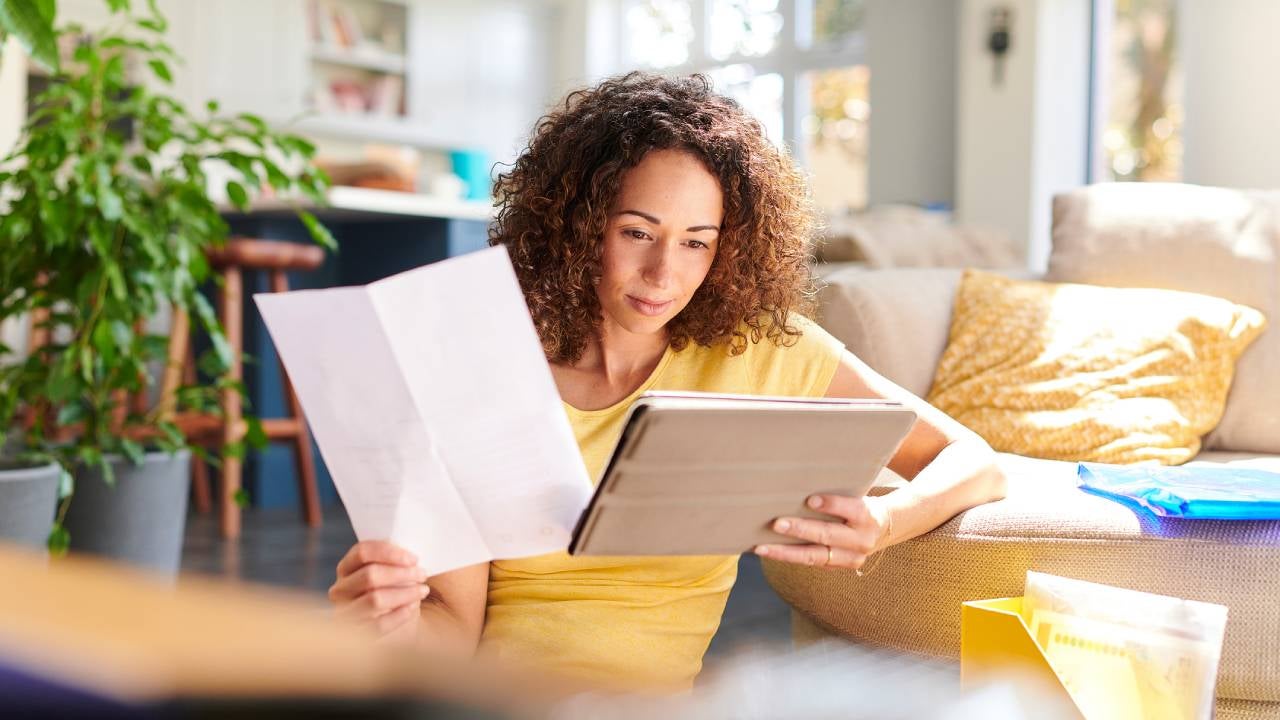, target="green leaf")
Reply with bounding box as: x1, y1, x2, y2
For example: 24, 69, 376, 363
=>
147, 59, 172, 83
237, 113, 267, 134
92, 321, 117, 362
78, 344, 93, 383
120, 438, 145, 465
260, 159, 291, 190
244, 415, 267, 449
45, 371, 77, 404
233, 487, 250, 508
190, 294, 233, 370
106, 263, 128, 302
110, 320, 132, 350
297, 210, 336, 251
225, 180, 249, 211
280, 135, 317, 157
96, 174, 124, 221
56, 402, 85, 428
0, 0, 59, 73
47, 523, 70, 555
100, 457, 116, 488
205, 99, 219, 114
158, 420, 184, 447
138, 18, 165, 33
56, 467, 73, 498
105, 0, 130, 13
